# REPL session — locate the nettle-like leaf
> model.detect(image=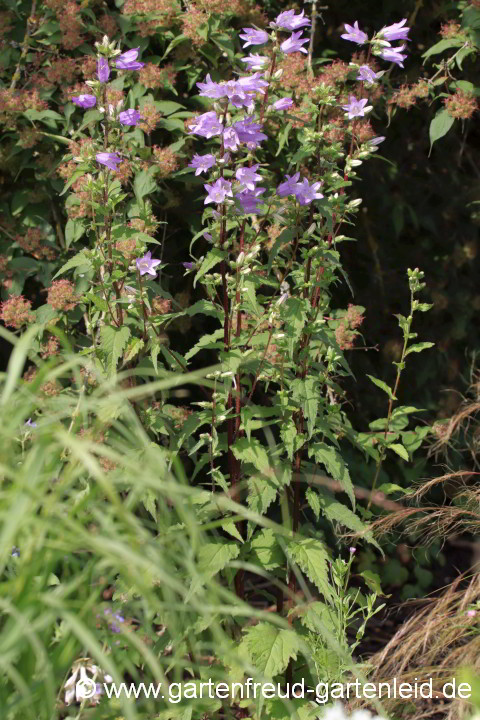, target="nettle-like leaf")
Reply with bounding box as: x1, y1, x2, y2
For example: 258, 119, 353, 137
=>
285, 537, 332, 601
232, 437, 291, 487
53, 251, 92, 279
248, 528, 284, 571
308, 442, 355, 509
187, 540, 240, 599
242, 623, 301, 678
306, 488, 380, 550
99, 325, 131, 376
